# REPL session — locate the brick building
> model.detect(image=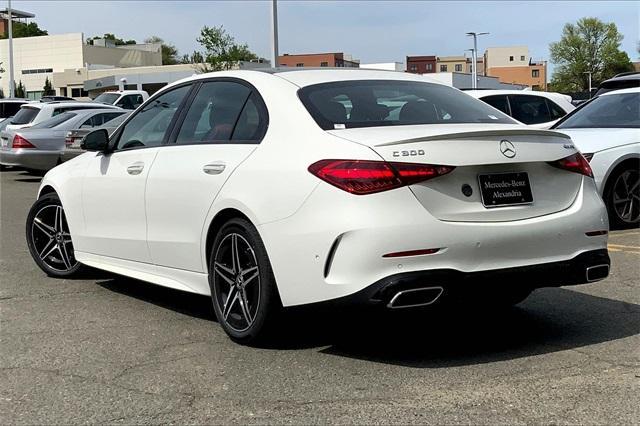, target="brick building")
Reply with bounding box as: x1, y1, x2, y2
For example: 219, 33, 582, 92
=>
406, 55, 437, 74
278, 52, 359, 68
